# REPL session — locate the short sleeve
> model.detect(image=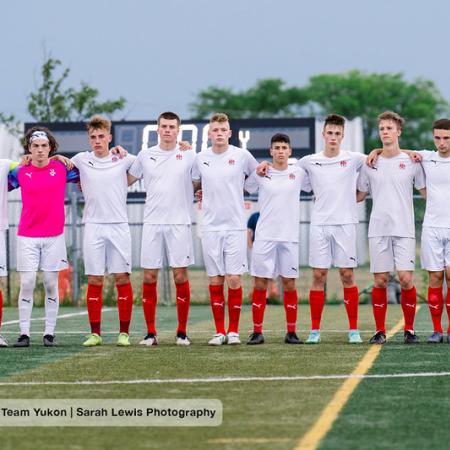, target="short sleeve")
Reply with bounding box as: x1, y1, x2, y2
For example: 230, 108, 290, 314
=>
357, 165, 370, 193
191, 155, 201, 181
244, 171, 259, 194
244, 150, 258, 176
128, 155, 144, 179
414, 163, 426, 190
